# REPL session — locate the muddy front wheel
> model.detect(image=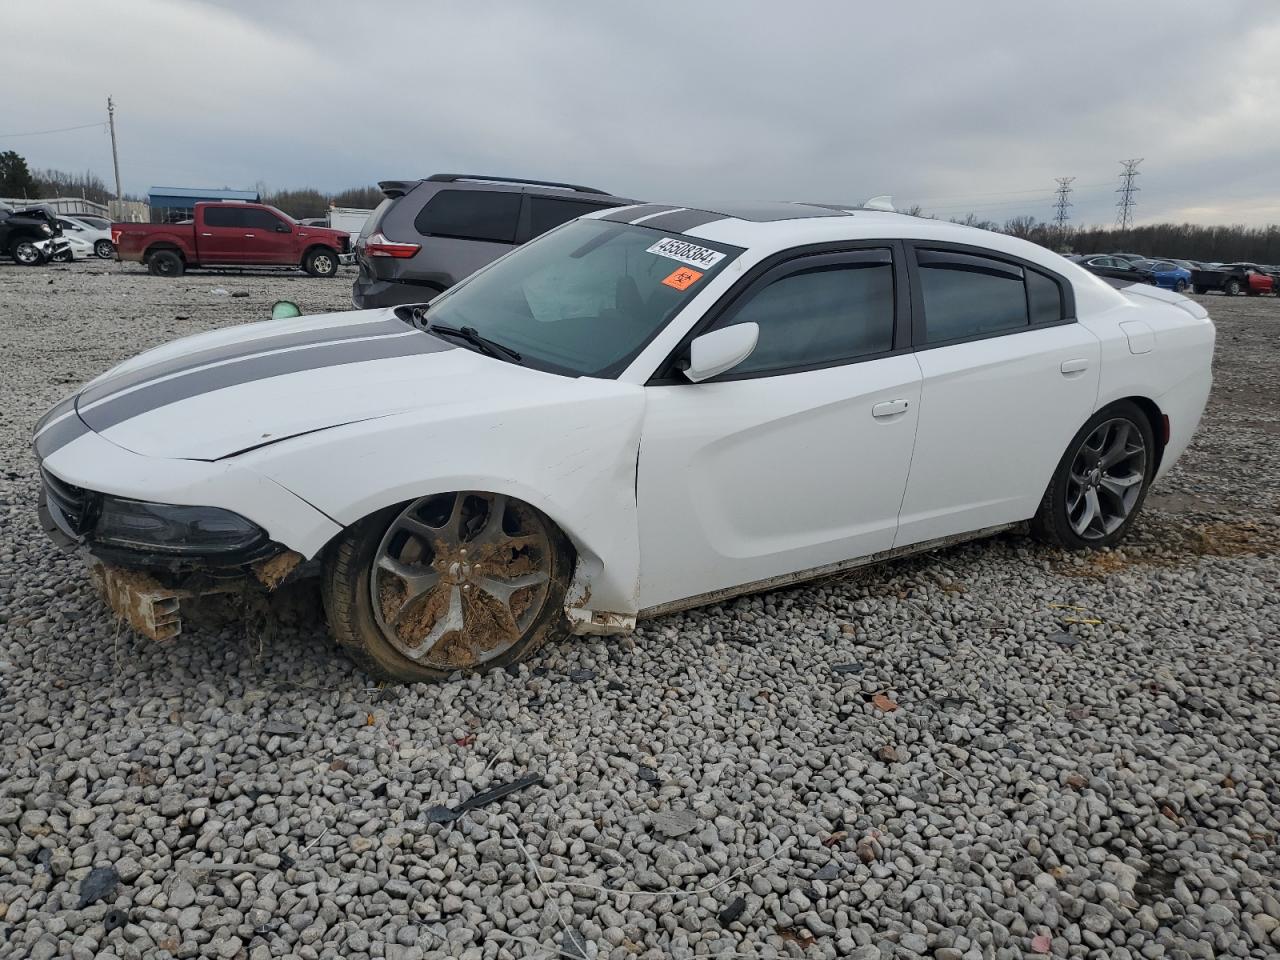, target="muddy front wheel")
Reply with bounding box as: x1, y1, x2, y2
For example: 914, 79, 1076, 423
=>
322, 492, 574, 681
